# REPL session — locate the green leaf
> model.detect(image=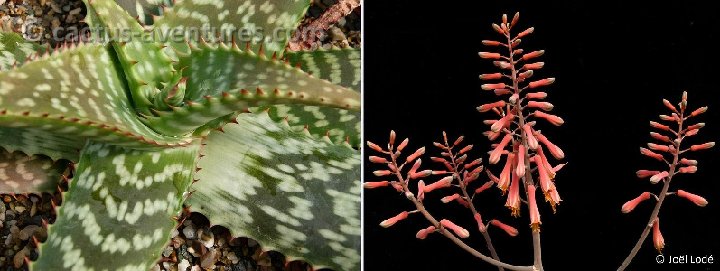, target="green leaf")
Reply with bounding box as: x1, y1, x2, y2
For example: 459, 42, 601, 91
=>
0, 127, 81, 162
0, 148, 70, 193
285, 48, 361, 91
32, 141, 201, 270
258, 104, 360, 147
83, 0, 178, 116
0, 42, 192, 158
0, 31, 46, 70
153, 0, 311, 54
142, 42, 360, 136
189, 113, 360, 271
116, 0, 172, 25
